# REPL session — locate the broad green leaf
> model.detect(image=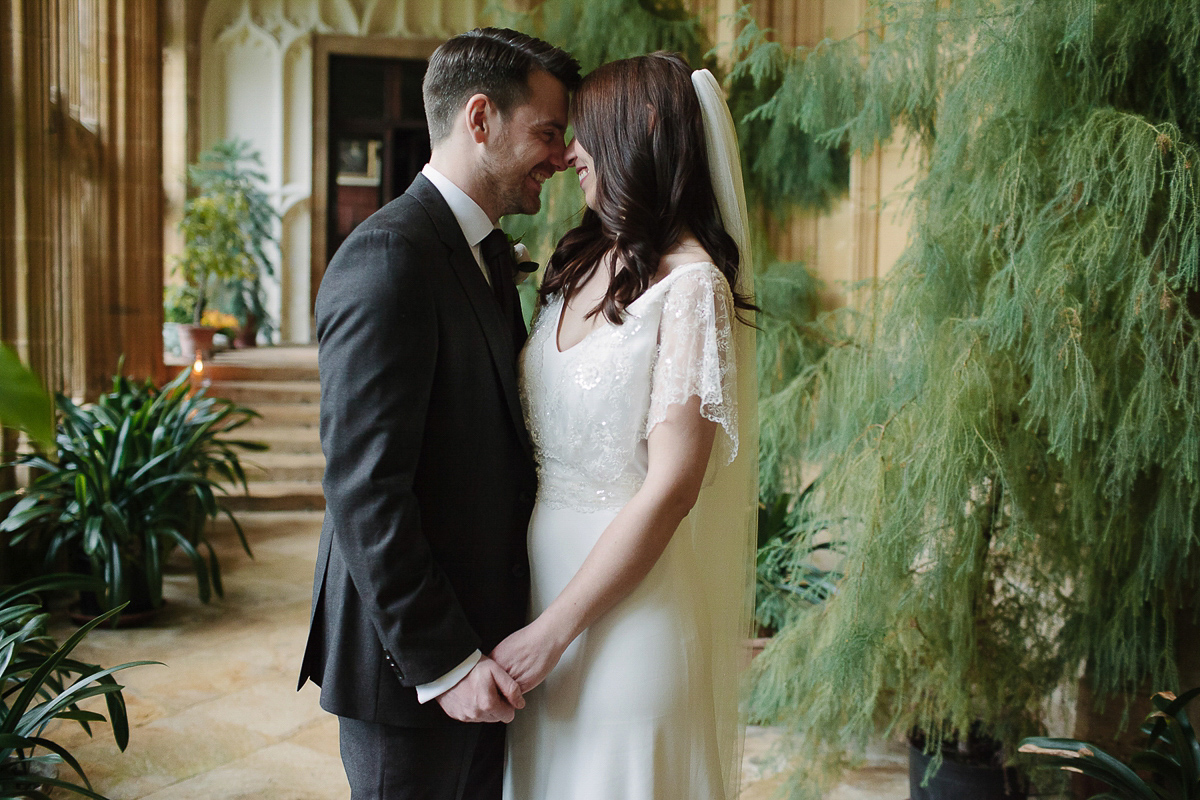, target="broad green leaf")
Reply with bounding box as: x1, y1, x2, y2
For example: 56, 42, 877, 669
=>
0, 342, 54, 449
